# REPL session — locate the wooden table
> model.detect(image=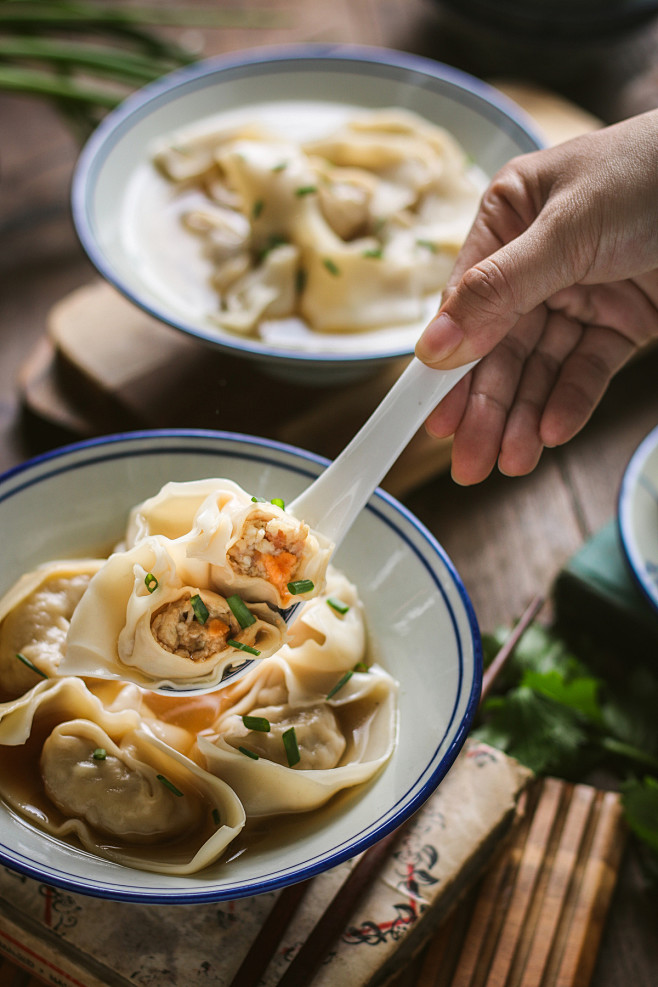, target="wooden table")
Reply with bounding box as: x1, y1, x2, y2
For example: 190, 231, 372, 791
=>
1, 2, 658, 985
